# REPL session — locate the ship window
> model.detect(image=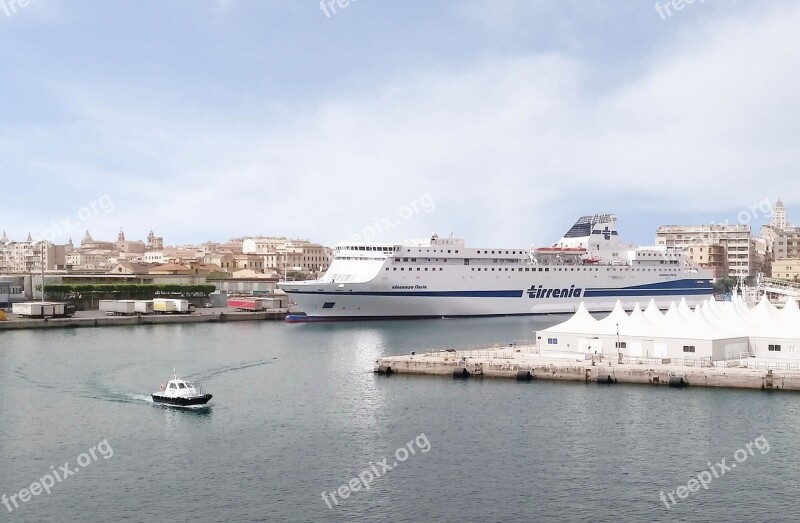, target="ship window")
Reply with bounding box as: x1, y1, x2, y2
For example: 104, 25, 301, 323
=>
169, 383, 177, 389
492, 268, 495, 271
178, 383, 186, 389
439, 268, 443, 271
682, 346, 696, 353
545, 268, 549, 271
525, 268, 529, 271
769, 344, 781, 352
393, 268, 396, 271
425, 268, 428, 271
323, 302, 335, 309
417, 268, 420, 271
401, 268, 404, 271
